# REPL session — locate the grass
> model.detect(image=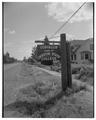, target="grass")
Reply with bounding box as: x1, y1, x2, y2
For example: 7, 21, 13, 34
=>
4, 79, 88, 117
4, 63, 93, 118
74, 65, 94, 85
